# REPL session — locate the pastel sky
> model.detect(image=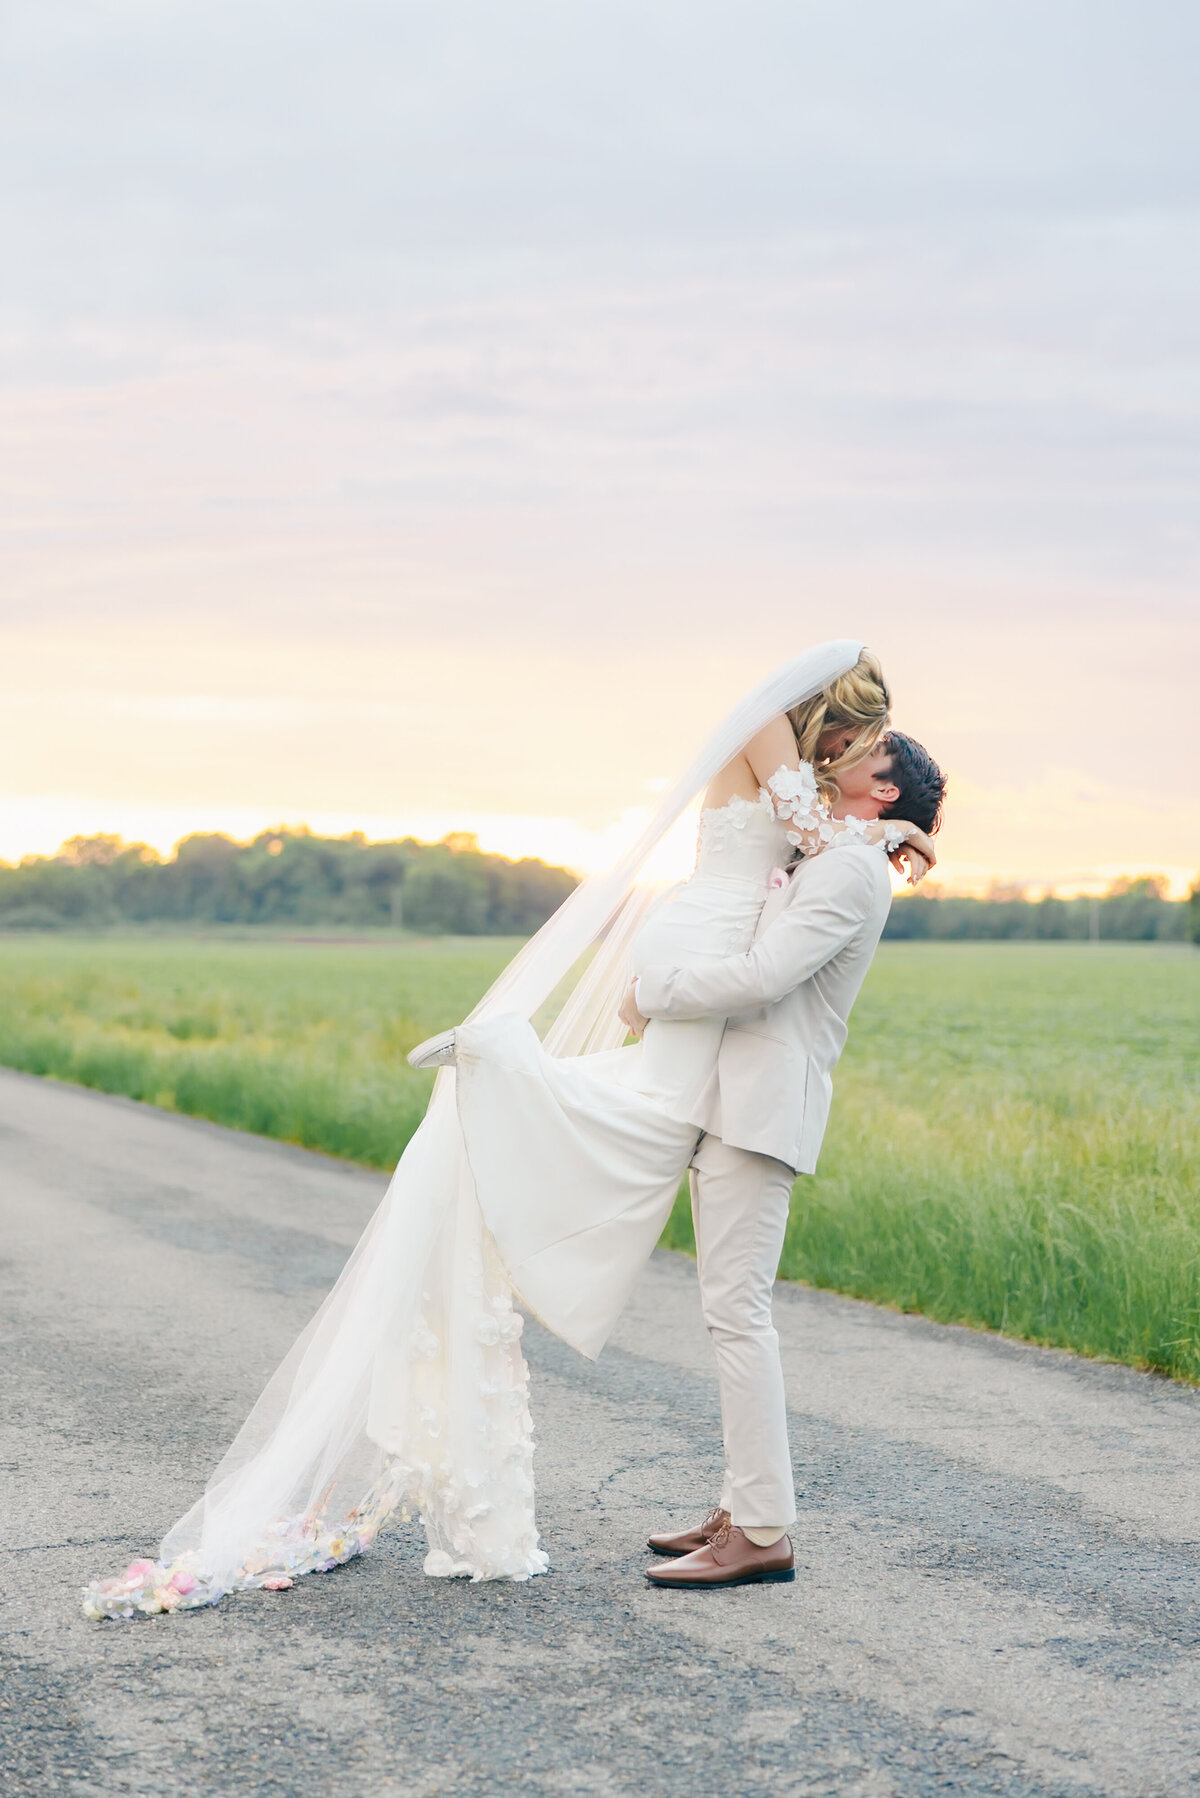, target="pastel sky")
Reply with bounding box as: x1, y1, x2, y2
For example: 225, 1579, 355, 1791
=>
3, 2, 1198, 892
